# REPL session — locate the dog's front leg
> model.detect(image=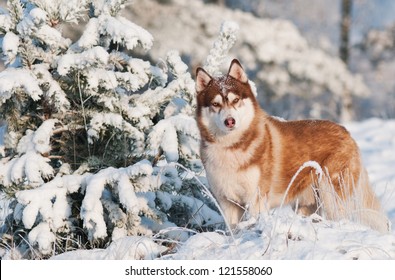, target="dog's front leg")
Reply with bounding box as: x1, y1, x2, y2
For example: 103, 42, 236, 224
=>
217, 197, 245, 228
